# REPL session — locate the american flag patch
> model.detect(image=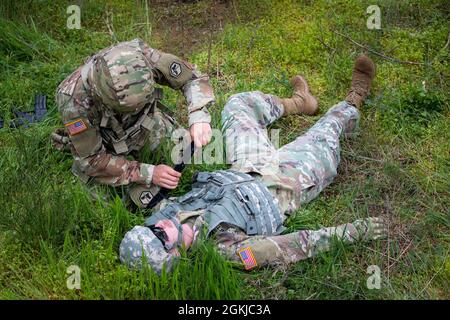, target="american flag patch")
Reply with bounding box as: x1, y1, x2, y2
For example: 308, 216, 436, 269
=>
237, 247, 258, 270
65, 119, 87, 136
